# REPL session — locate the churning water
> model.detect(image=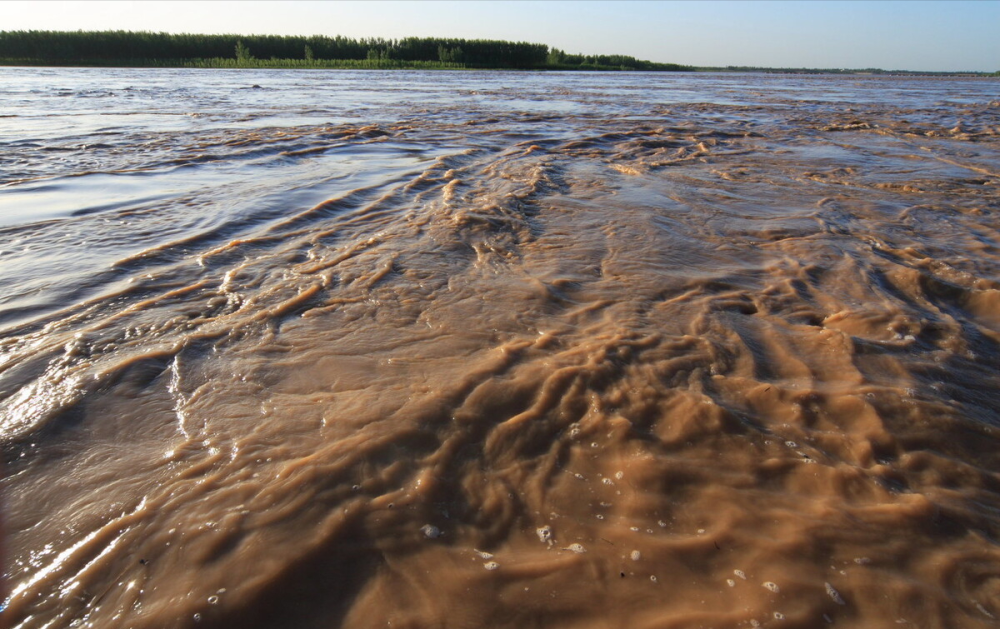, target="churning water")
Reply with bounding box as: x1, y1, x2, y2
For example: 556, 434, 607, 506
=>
2, 68, 1000, 628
